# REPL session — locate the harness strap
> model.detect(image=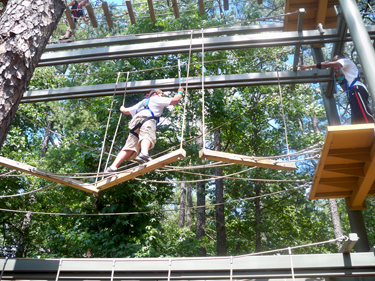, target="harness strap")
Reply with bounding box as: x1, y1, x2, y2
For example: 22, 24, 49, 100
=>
136, 98, 156, 117
130, 116, 158, 138
345, 71, 360, 99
